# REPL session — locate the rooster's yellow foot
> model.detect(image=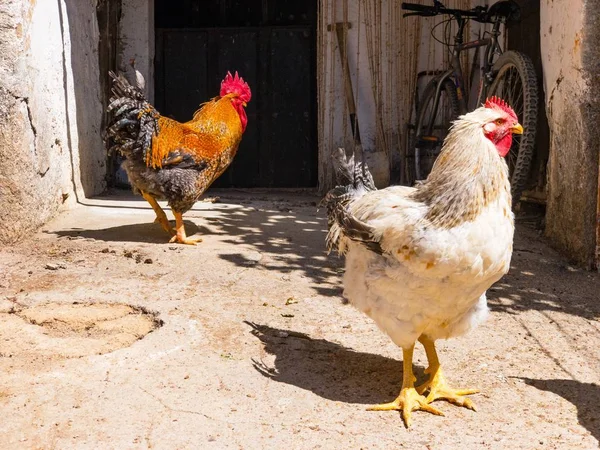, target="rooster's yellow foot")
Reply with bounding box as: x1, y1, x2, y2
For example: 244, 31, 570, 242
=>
168, 211, 201, 245
416, 367, 478, 411
154, 216, 175, 235
169, 233, 202, 245
367, 387, 444, 427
